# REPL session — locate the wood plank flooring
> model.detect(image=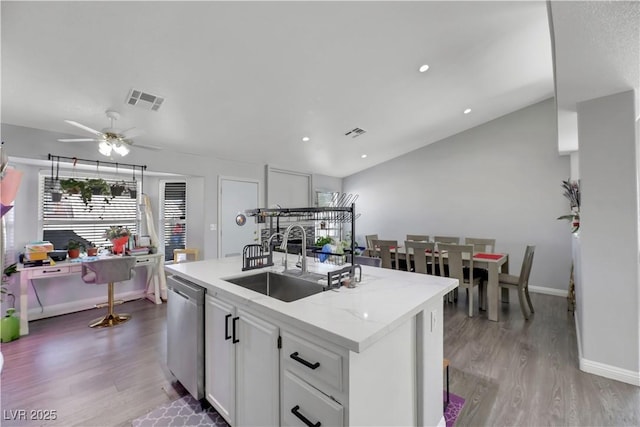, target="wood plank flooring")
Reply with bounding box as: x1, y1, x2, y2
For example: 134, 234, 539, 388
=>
1, 292, 638, 426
